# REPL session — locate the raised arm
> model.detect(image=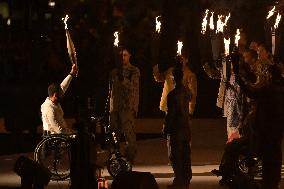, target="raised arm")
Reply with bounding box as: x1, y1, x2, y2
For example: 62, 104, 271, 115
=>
60, 64, 78, 94
202, 62, 221, 79
153, 64, 172, 82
